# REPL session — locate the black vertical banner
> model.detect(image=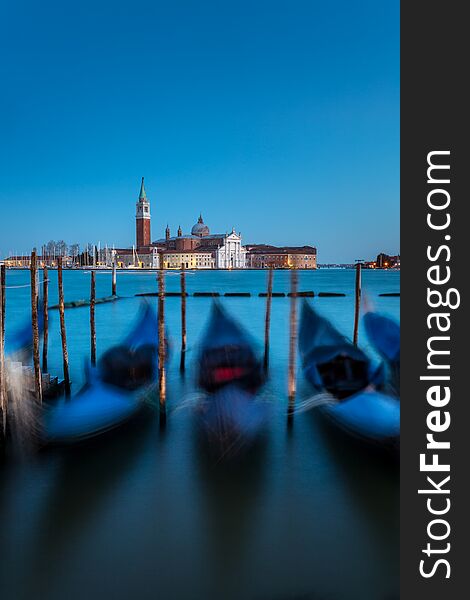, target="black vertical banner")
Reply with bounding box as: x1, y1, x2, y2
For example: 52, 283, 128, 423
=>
401, 2, 469, 598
